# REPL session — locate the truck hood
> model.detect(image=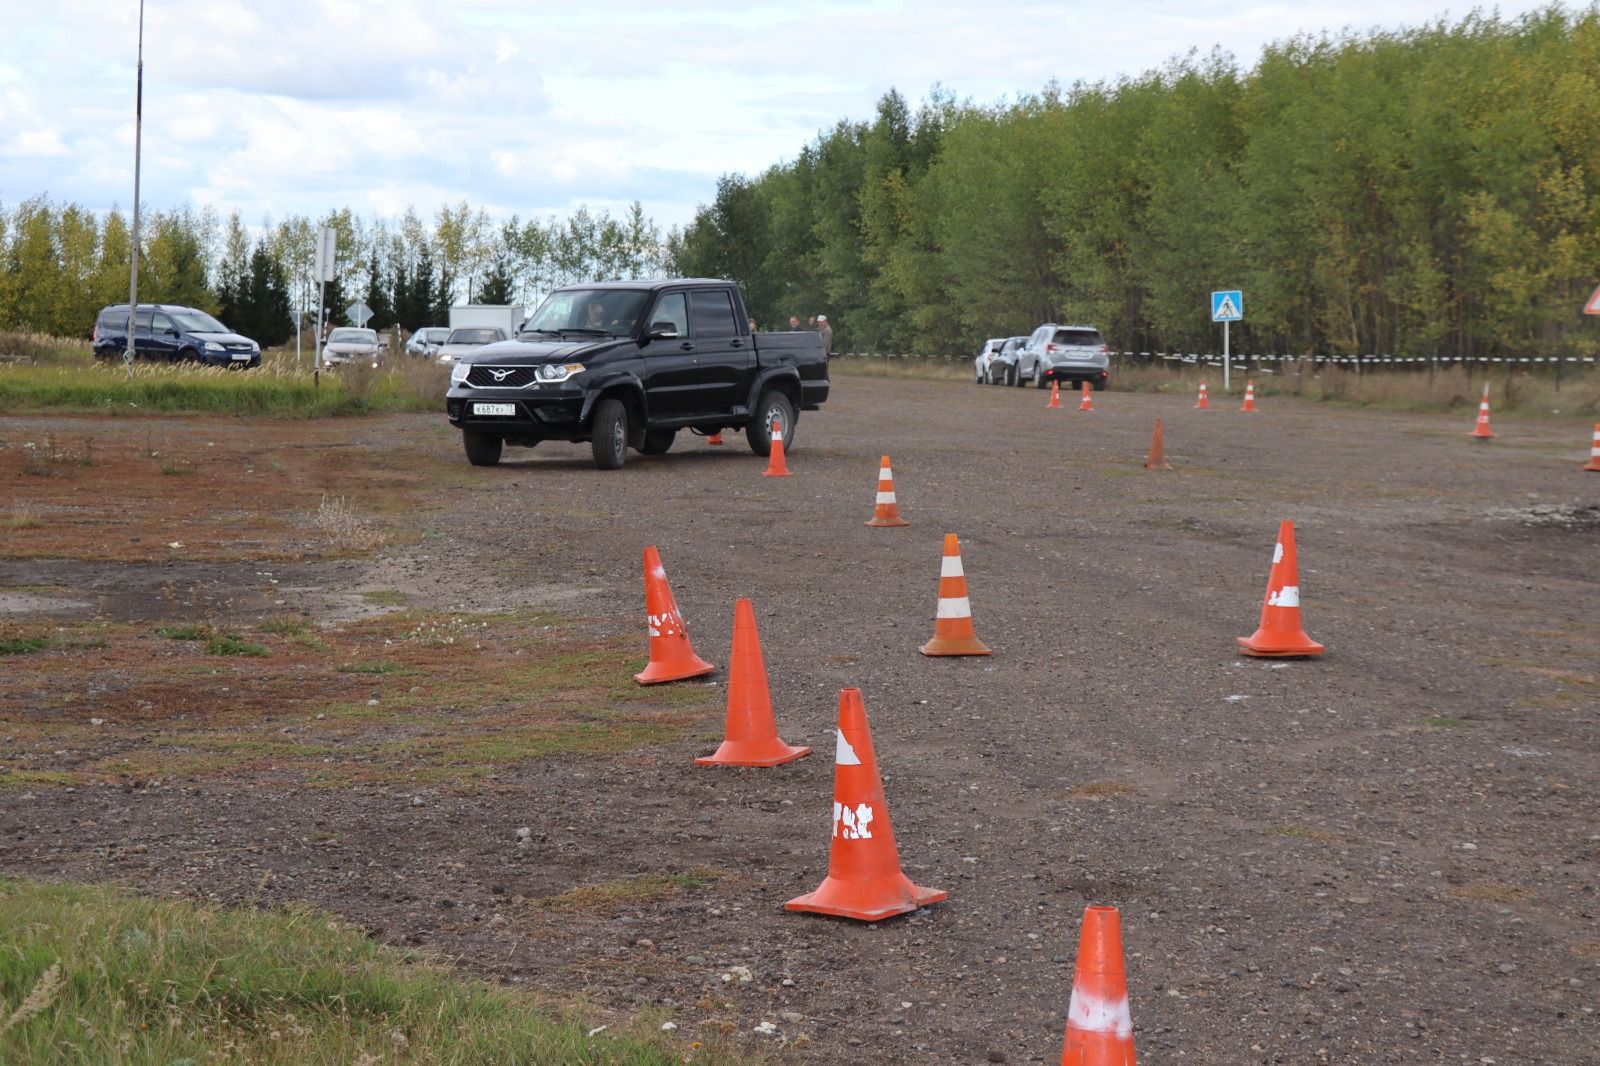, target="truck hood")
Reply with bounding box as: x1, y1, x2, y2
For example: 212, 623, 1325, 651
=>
467, 338, 614, 364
